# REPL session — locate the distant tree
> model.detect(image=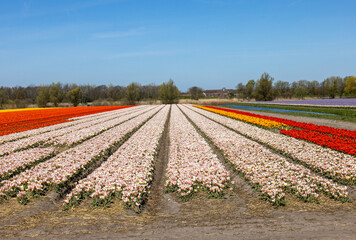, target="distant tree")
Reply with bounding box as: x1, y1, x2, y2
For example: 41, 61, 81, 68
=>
274, 80, 291, 99
189, 86, 204, 100
323, 76, 340, 98
245, 80, 255, 100
49, 82, 63, 107
126, 82, 140, 105
0, 89, 7, 108
294, 86, 307, 99
15, 87, 25, 100
236, 83, 246, 99
344, 76, 356, 97
159, 79, 180, 104
307, 80, 320, 97
336, 77, 346, 98
254, 73, 274, 101
66, 87, 82, 107
36, 86, 50, 107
